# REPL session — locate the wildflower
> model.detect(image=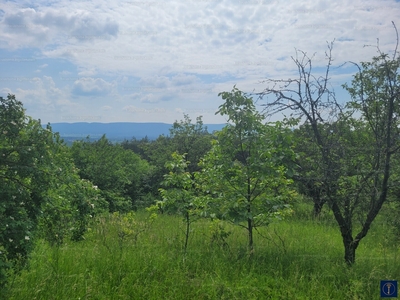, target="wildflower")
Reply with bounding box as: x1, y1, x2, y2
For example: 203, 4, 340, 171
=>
25, 236, 30, 241
9, 238, 13, 242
